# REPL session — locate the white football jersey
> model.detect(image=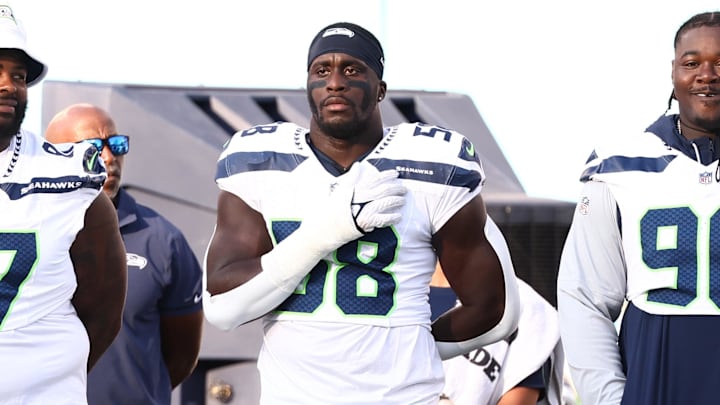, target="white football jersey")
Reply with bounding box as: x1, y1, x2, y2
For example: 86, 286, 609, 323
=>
584, 128, 720, 315
216, 121, 484, 404
0, 130, 106, 403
